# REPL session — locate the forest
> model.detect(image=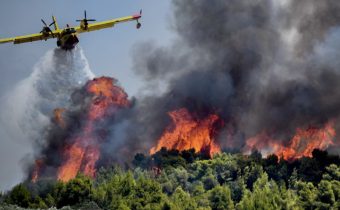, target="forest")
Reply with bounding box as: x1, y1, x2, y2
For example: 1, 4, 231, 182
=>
0, 149, 339, 210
